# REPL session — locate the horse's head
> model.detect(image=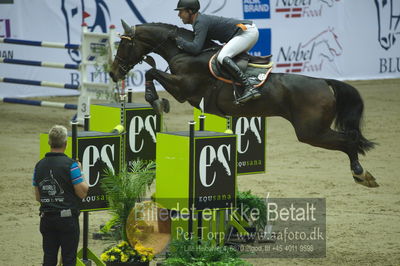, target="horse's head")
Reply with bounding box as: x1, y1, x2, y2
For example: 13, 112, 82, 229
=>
109, 21, 218, 82
109, 20, 149, 82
